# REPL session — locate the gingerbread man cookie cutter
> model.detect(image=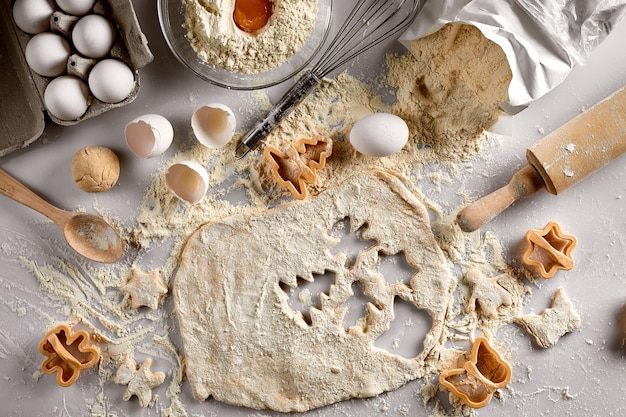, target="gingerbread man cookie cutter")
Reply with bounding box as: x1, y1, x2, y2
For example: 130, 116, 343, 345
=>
439, 335, 512, 408
264, 136, 333, 200
38, 323, 100, 387
522, 221, 577, 278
